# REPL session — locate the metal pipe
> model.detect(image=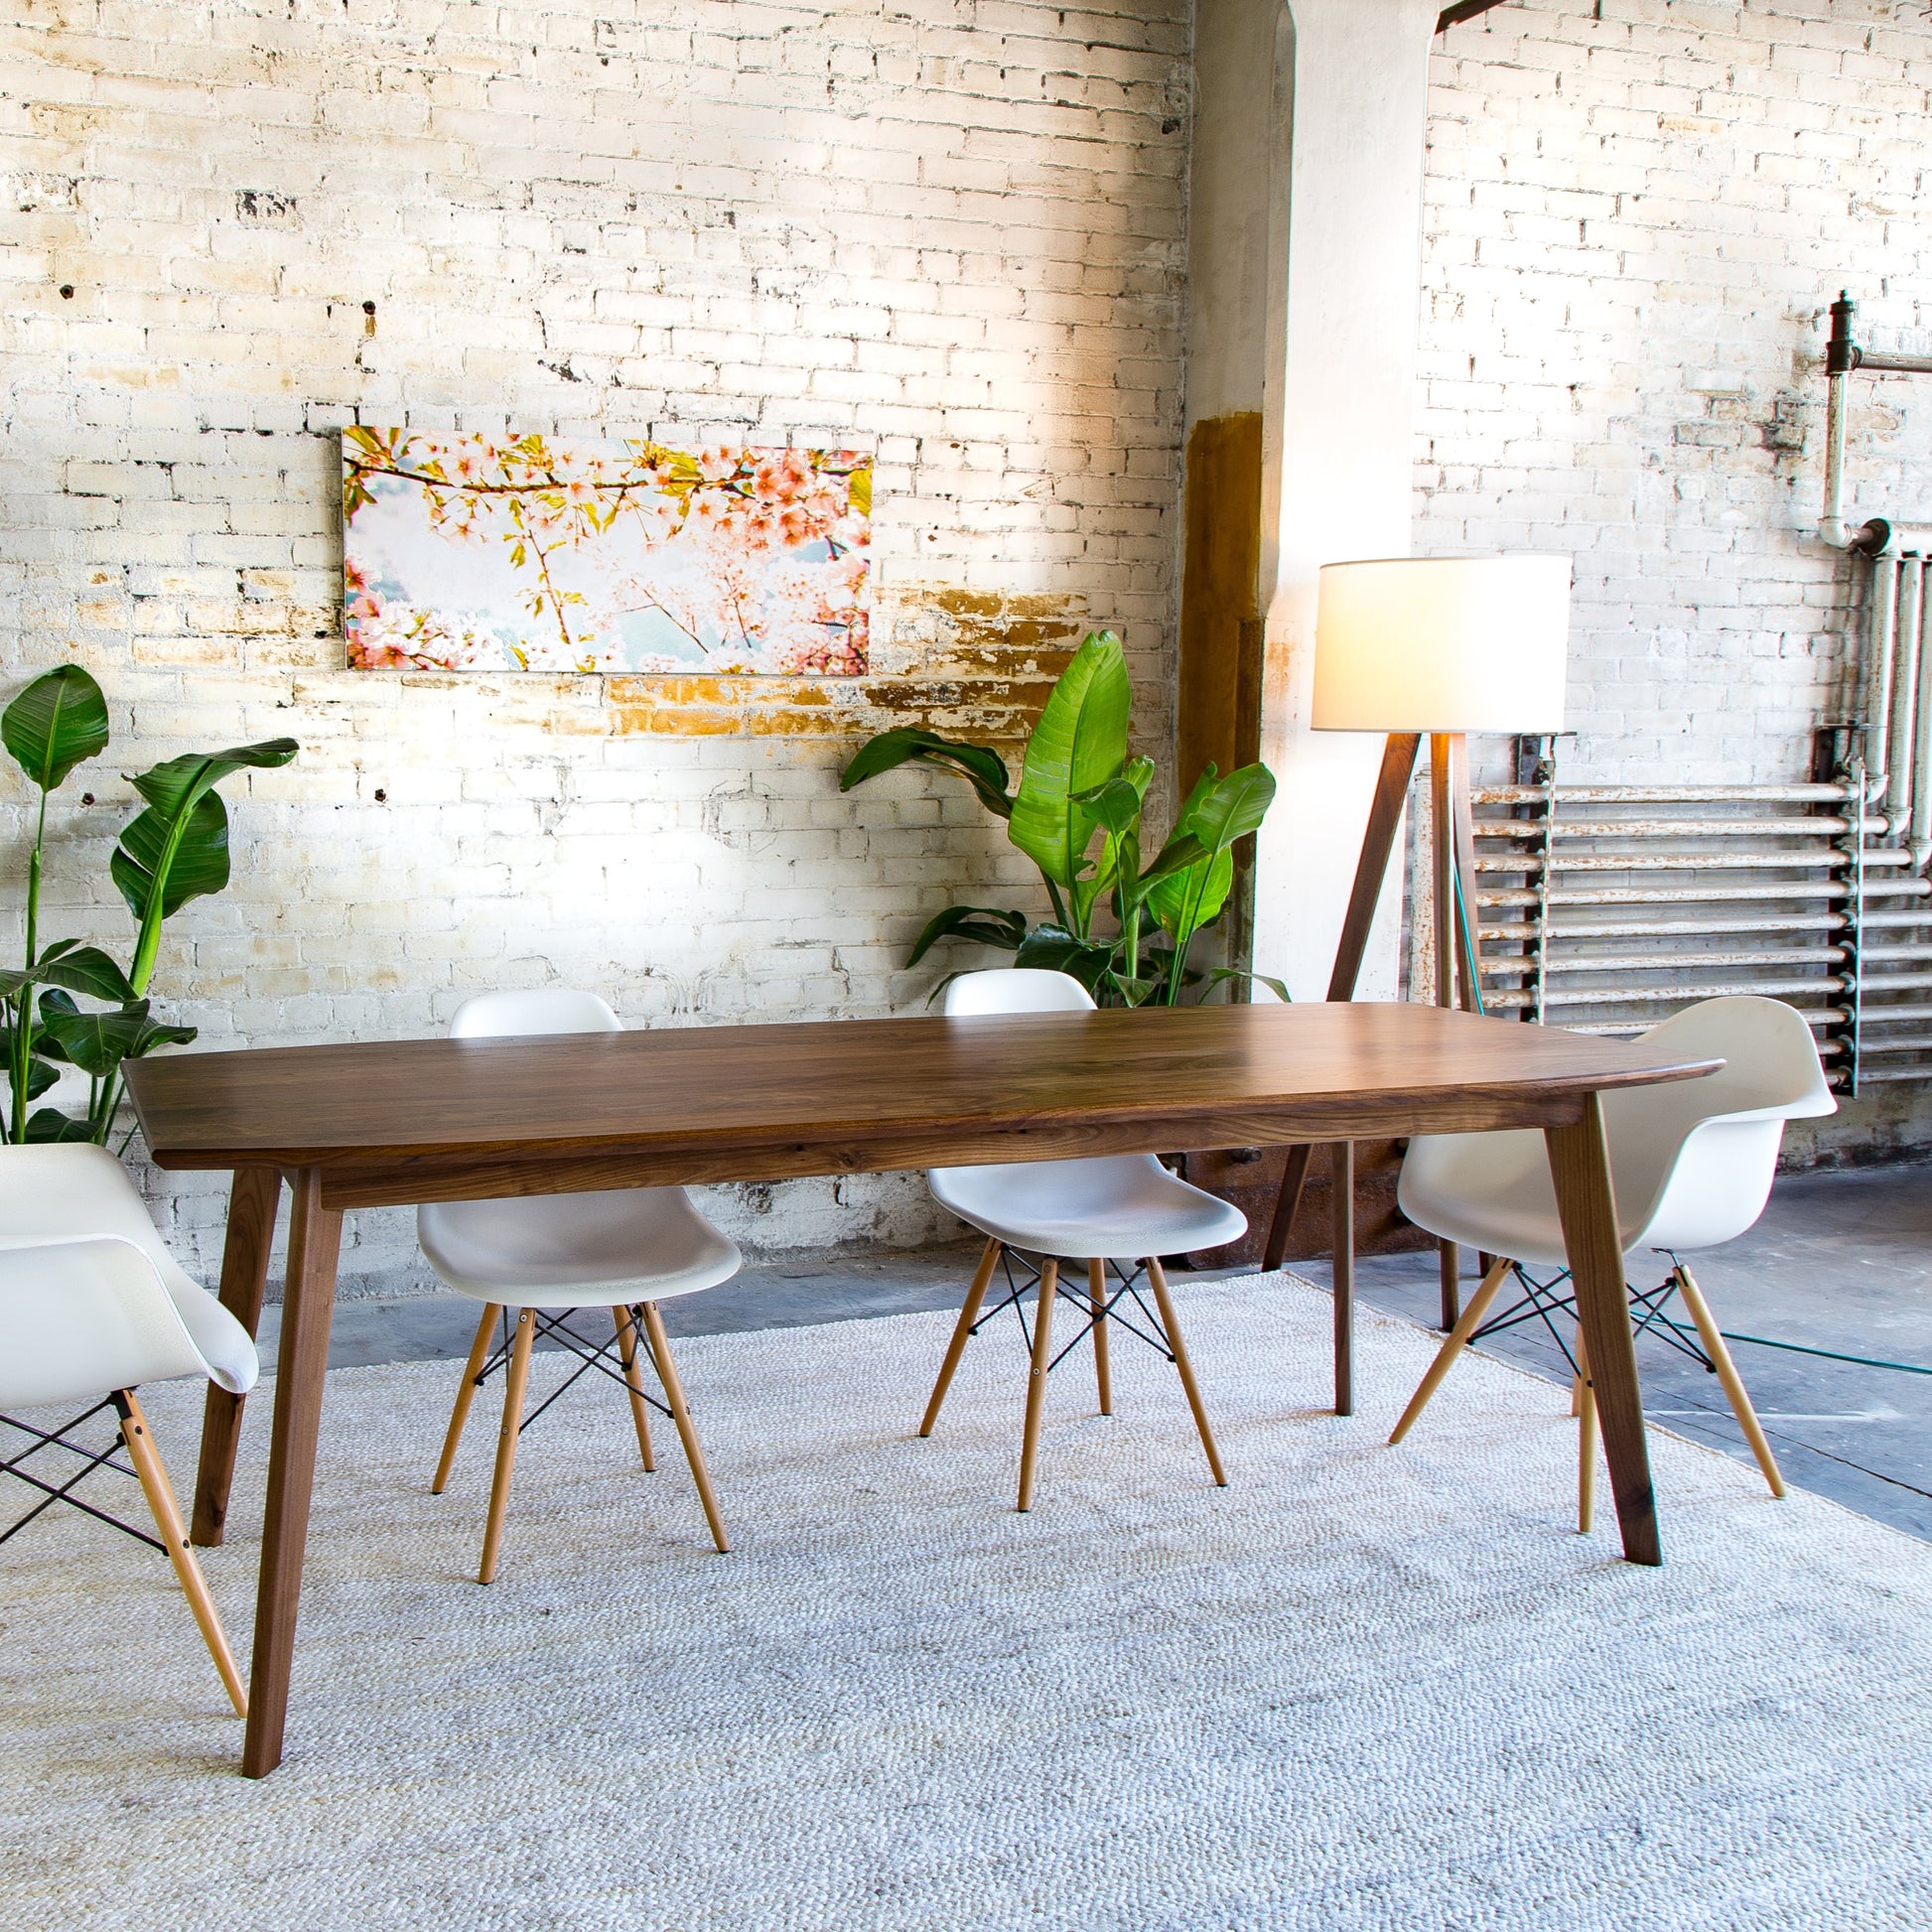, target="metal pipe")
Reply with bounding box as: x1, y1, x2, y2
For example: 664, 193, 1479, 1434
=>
1825, 293, 1856, 545
1864, 563, 1897, 808
1479, 883, 1855, 907
1474, 815, 1860, 839
1482, 914, 1846, 939
1892, 556, 1923, 840
1484, 947, 1850, 975
1476, 852, 1855, 874
1913, 569, 1932, 867
1482, 976, 1849, 1010
1471, 783, 1857, 805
